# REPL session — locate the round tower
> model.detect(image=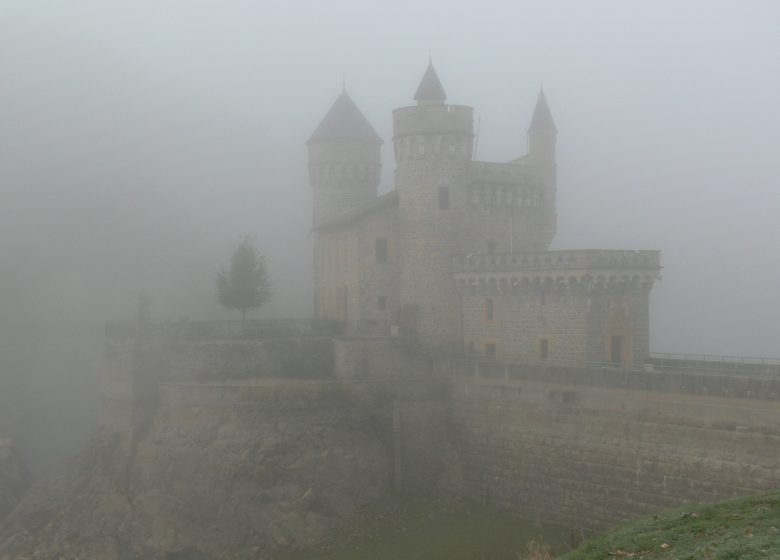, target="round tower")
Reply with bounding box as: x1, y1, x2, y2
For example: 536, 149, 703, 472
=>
527, 88, 558, 248
307, 90, 382, 228
393, 61, 474, 346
